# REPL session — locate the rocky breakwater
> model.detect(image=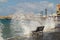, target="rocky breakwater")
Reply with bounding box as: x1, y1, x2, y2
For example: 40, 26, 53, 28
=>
0, 16, 12, 19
